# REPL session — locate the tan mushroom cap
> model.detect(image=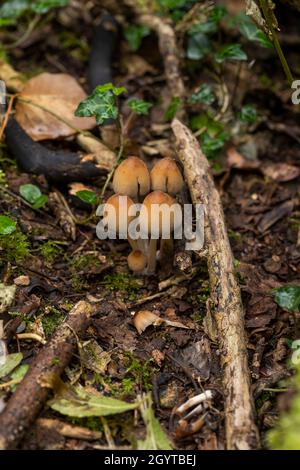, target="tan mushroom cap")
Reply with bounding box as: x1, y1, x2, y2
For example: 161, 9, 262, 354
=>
150, 158, 184, 195
103, 193, 135, 238
127, 250, 147, 273
139, 190, 181, 237
112, 156, 150, 199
